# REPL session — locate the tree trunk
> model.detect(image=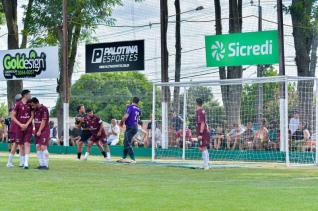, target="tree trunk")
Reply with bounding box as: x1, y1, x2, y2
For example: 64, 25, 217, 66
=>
56, 23, 81, 138
173, 0, 181, 114
2, 0, 23, 109
290, 0, 316, 132
214, 0, 243, 126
